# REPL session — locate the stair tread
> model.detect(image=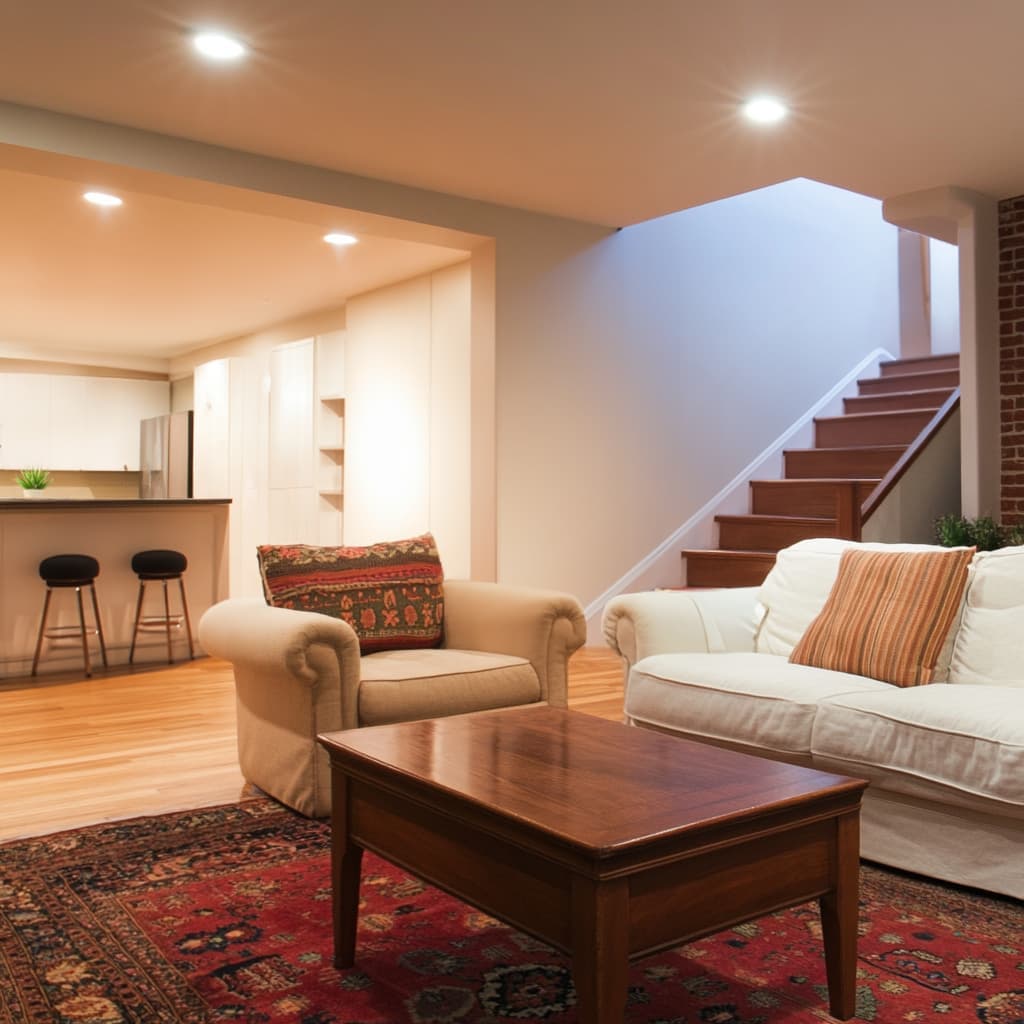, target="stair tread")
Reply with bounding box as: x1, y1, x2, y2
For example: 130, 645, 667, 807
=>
716, 513, 835, 524
816, 408, 935, 423
851, 386, 955, 399
751, 477, 881, 485
857, 368, 958, 385
682, 549, 778, 558
785, 444, 906, 454
880, 353, 959, 368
